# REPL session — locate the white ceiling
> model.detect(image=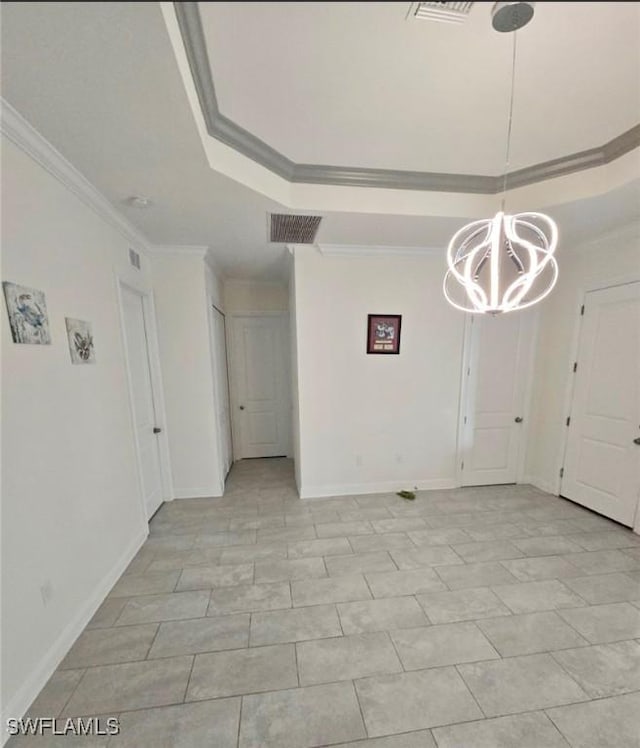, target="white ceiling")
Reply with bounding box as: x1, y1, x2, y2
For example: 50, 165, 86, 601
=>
203, 1, 640, 173
1, 2, 639, 281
